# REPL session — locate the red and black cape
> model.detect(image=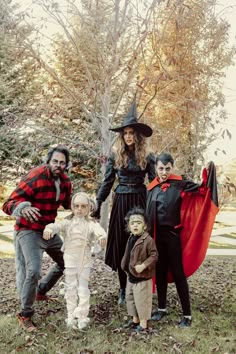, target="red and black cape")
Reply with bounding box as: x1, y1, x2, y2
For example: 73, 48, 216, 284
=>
146, 162, 219, 283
